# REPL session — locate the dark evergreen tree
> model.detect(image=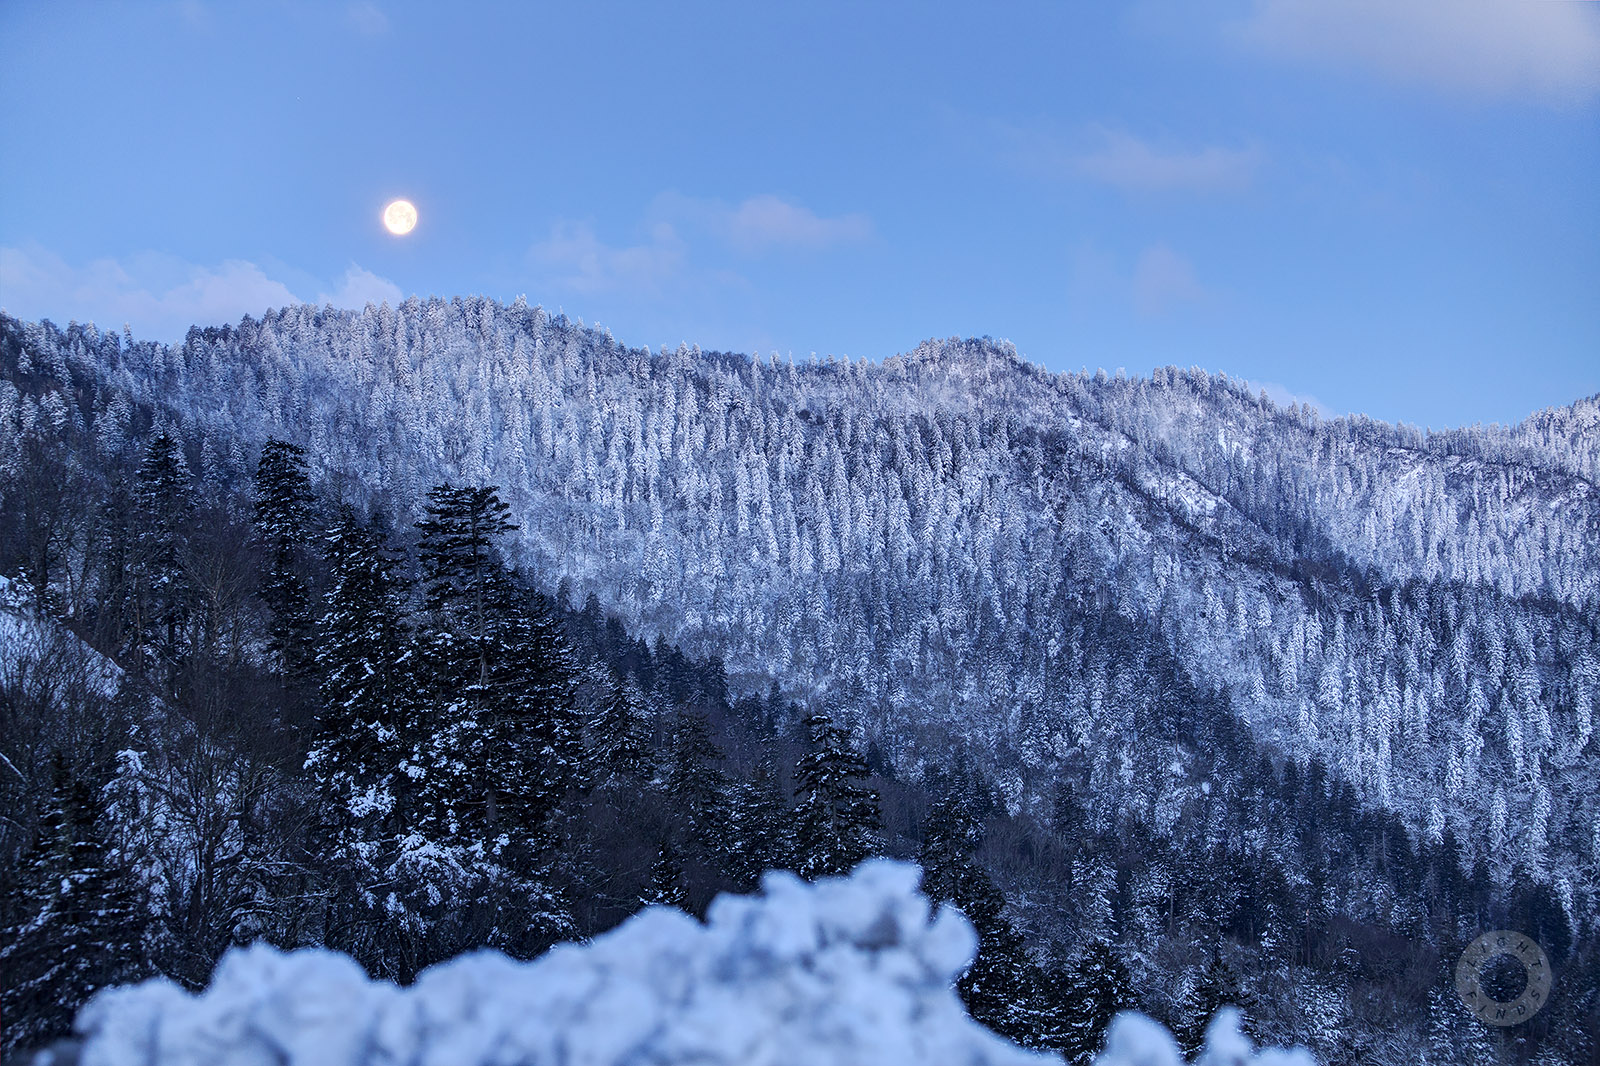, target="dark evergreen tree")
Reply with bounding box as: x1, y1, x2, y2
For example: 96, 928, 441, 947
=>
663, 708, 729, 857
416, 483, 517, 676
793, 712, 880, 880
129, 430, 193, 681
918, 788, 1056, 1050
652, 634, 693, 706
0, 758, 147, 1054
591, 669, 652, 784
1425, 982, 1495, 1065
490, 582, 588, 838
919, 785, 983, 897
89, 481, 135, 655
251, 439, 316, 680
640, 835, 689, 910
722, 752, 790, 890
400, 484, 583, 960
1054, 940, 1135, 1065
1175, 953, 1244, 1061
307, 507, 413, 962
410, 483, 521, 843
958, 876, 1058, 1048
